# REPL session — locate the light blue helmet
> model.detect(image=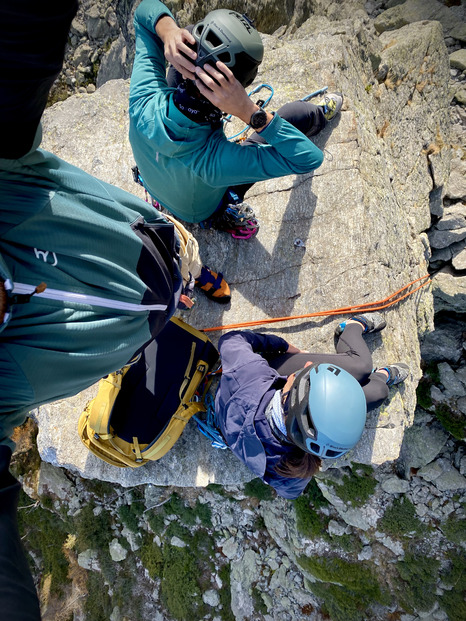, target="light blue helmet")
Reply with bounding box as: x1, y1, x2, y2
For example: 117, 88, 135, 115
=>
285, 363, 367, 459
